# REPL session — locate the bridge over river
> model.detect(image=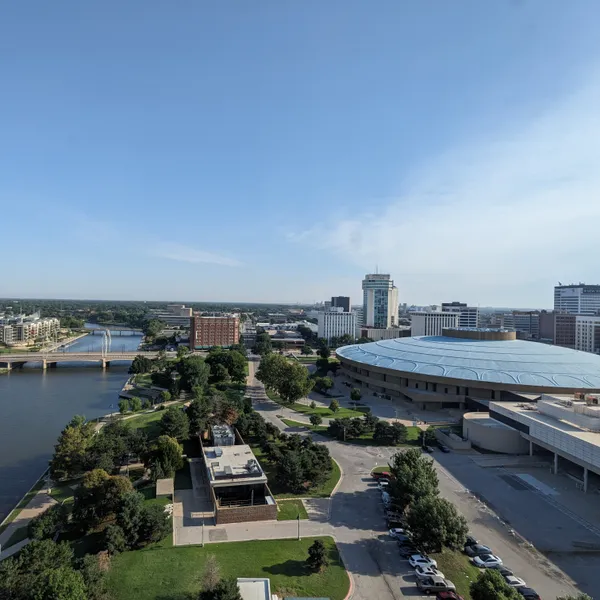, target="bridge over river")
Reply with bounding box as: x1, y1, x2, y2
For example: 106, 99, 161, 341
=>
0, 350, 176, 370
